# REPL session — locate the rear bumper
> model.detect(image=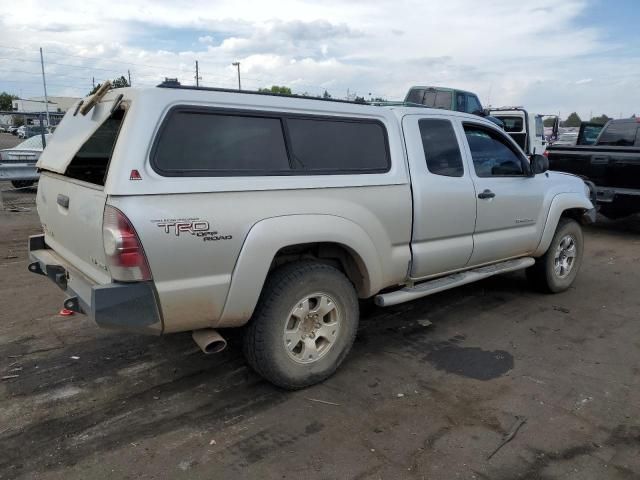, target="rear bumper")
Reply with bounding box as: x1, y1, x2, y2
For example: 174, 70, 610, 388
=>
0, 165, 39, 181
28, 234, 163, 335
